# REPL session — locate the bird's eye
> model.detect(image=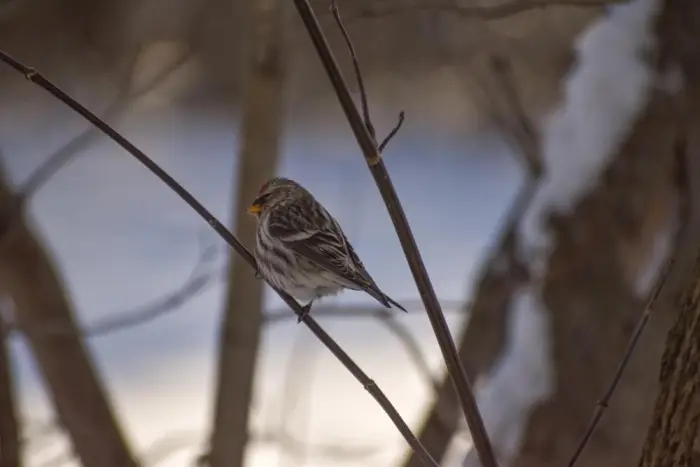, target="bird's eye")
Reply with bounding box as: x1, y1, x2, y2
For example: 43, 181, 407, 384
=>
254, 193, 271, 205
